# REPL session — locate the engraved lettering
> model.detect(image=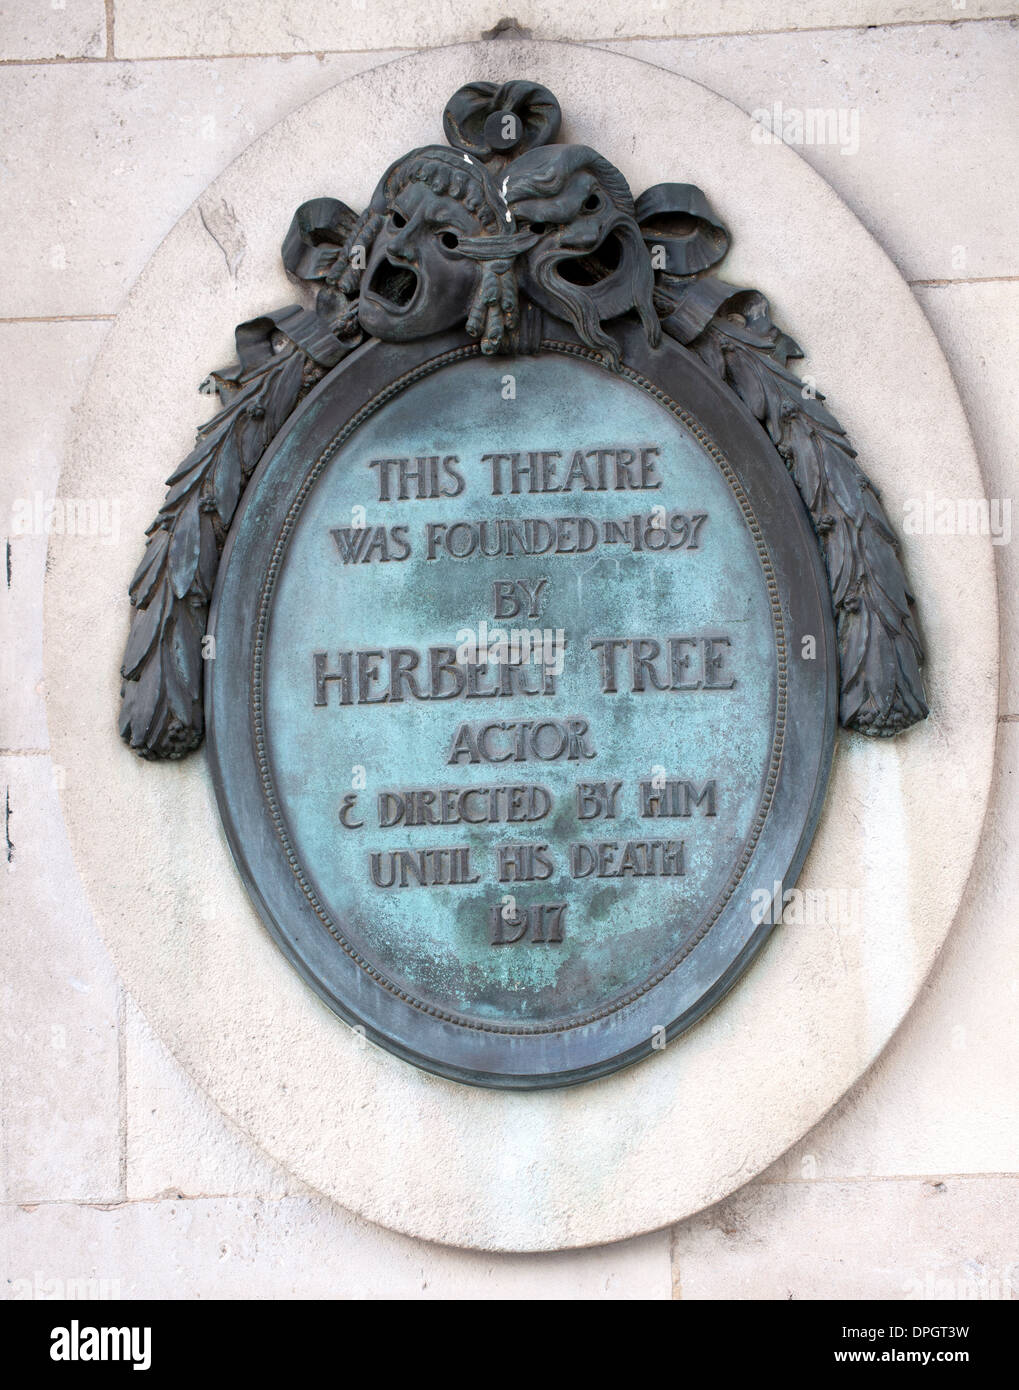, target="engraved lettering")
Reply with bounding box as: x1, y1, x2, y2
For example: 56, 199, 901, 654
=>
447, 718, 596, 764
640, 779, 718, 818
